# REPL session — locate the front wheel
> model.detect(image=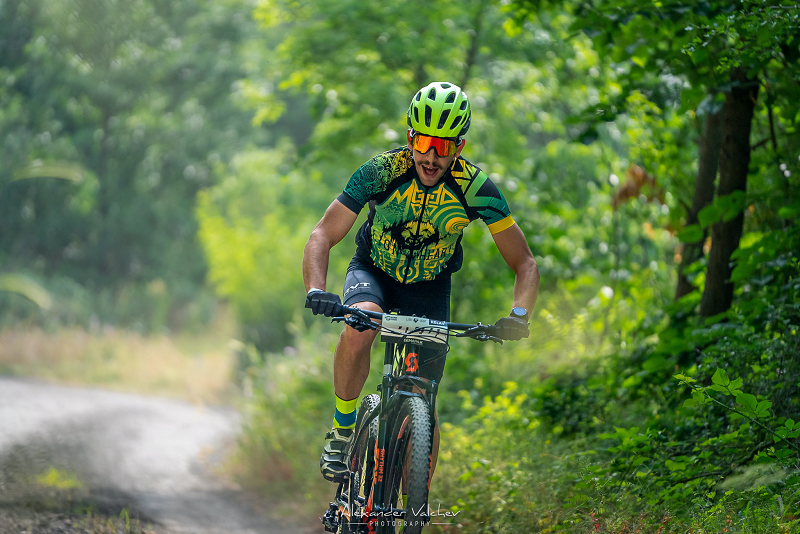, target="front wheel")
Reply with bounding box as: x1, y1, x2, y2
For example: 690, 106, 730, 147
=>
340, 394, 380, 534
377, 396, 432, 534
